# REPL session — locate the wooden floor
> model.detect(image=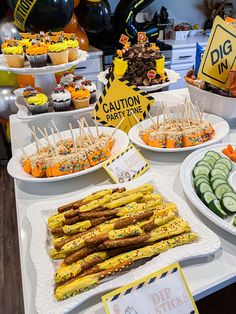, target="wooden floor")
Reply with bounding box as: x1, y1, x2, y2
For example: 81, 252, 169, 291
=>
0, 165, 235, 314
